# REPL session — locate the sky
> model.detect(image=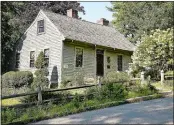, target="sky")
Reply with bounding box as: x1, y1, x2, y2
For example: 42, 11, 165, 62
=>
79, 2, 113, 23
